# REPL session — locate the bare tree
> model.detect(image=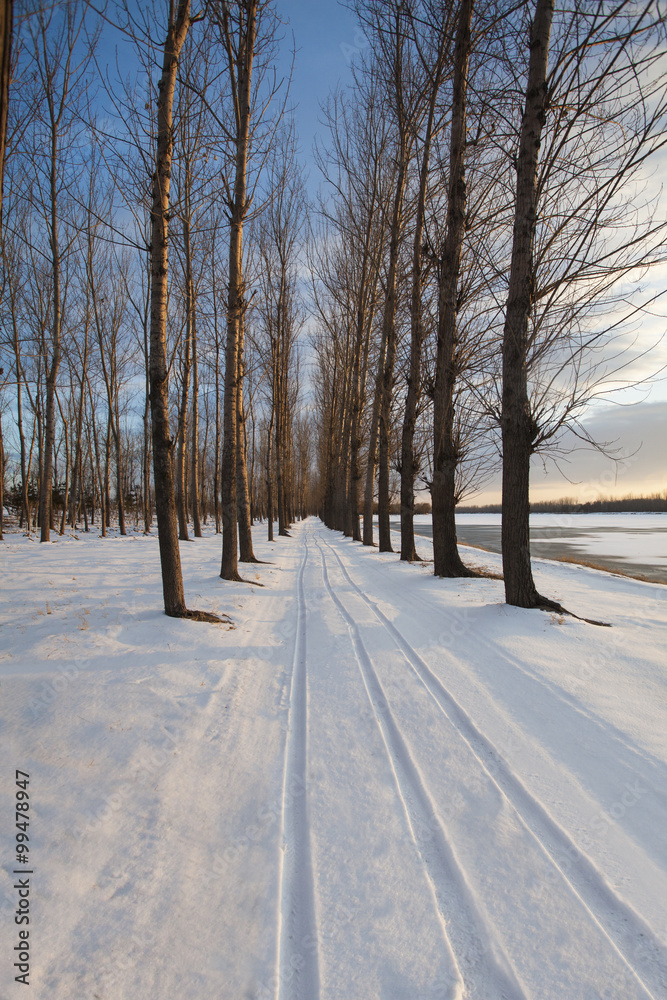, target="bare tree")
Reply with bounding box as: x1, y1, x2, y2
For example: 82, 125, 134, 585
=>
356, 1, 426, 553
400, 0, 452, 562
430, 0, 477, 576
148, 0, 193, 616
215, 0, 284, 578
499, 0, 667, 610
255, 126, 305, 540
